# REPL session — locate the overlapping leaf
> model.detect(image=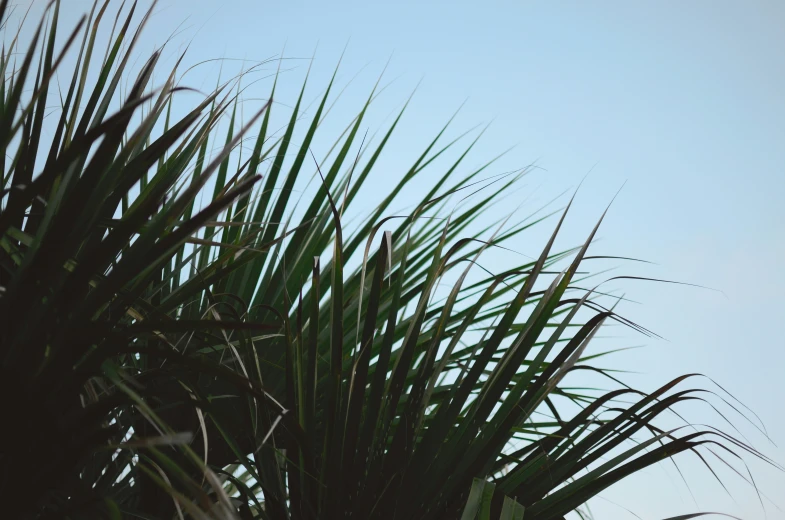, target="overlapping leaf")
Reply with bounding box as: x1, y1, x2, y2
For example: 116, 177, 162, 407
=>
0, 2, 775, 519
